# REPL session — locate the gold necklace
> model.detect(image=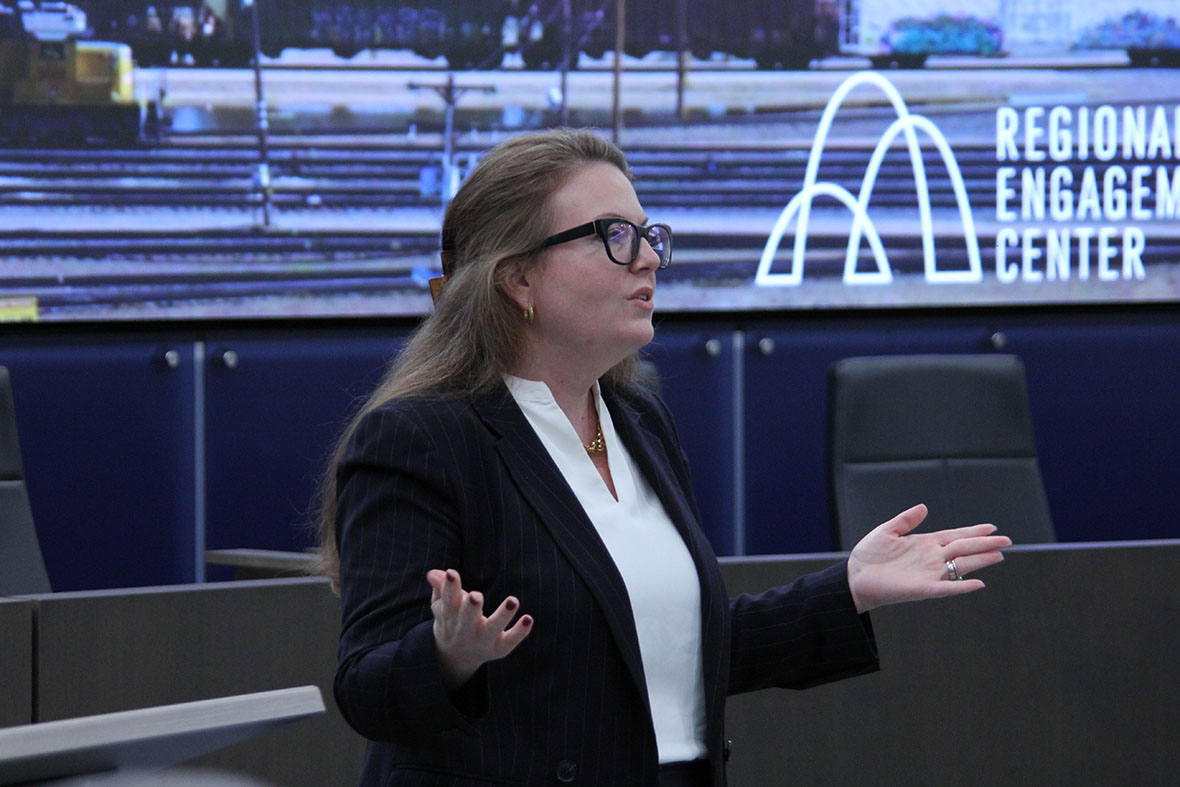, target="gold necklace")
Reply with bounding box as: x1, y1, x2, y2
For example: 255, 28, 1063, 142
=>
583, 420, 605, 455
